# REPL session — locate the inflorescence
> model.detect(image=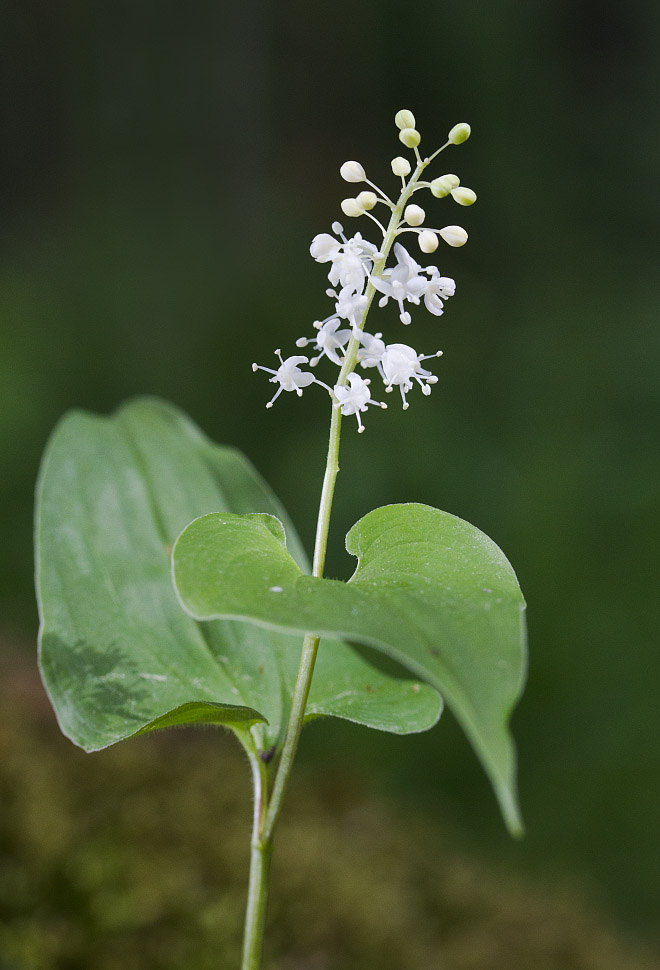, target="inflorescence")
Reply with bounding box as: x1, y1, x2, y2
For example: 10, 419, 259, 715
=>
253, 110, 475, 432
